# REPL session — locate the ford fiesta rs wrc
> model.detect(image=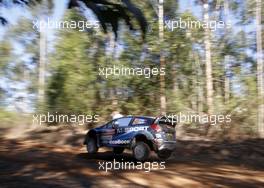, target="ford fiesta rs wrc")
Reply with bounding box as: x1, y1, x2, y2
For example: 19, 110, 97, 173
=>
84, 116, 177, 161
